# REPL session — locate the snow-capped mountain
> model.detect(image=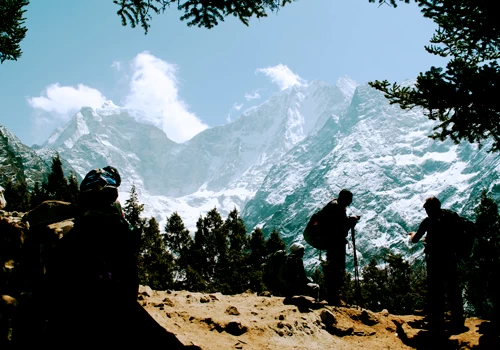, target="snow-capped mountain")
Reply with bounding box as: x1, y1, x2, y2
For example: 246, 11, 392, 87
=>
39, 78, 355, 232
242, 83, 500, 267
3, 75, 500, 270
1, 125, 57, 189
